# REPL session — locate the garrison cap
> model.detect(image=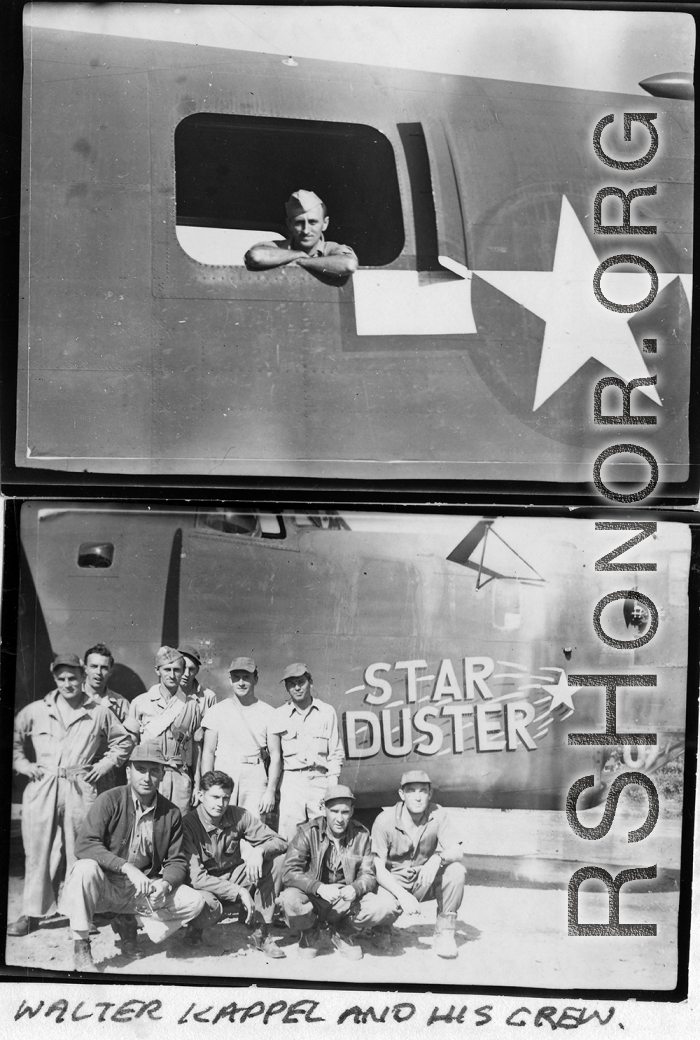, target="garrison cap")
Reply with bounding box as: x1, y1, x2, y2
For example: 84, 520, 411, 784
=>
229, 656, 257, 674
52, 653, 83, 671
178, 645, 202, 667
285, 190, 325, 218
155, 645, 184, 668
281, 662, 310, 682
400, 769, 432, 787
129, 742, 167, 766
324, 784, 355, 805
